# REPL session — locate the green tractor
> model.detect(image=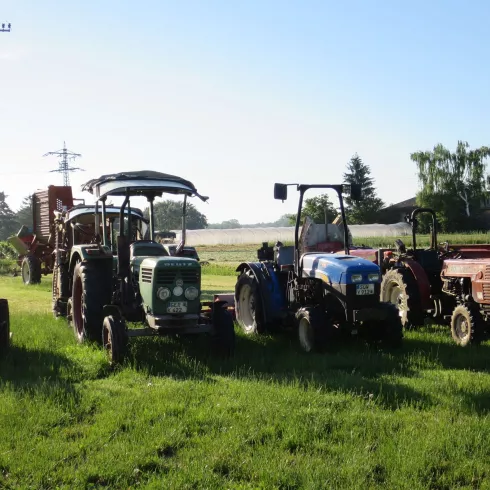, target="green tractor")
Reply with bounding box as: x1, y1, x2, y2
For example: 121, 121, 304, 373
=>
68, 170, 234, 364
